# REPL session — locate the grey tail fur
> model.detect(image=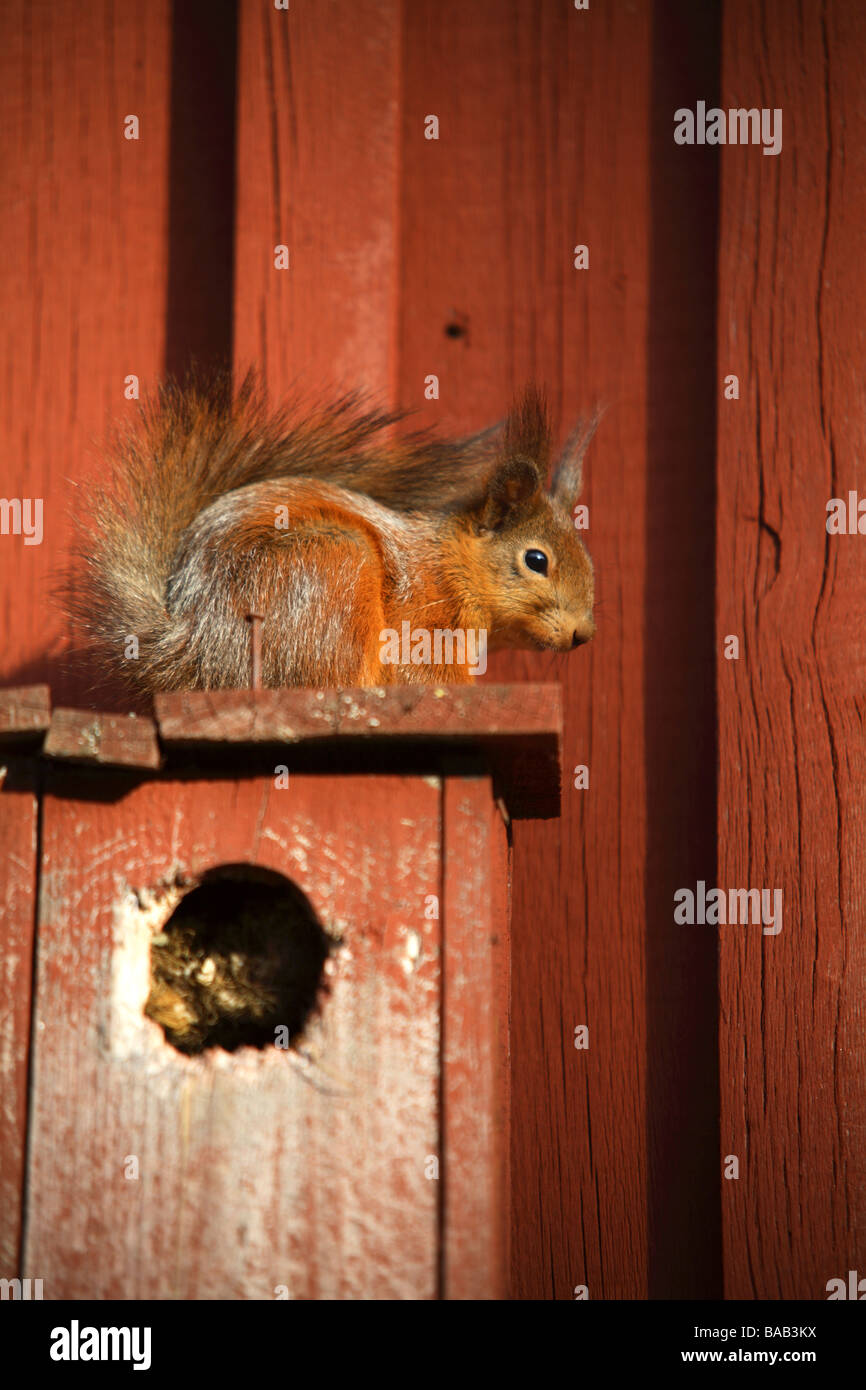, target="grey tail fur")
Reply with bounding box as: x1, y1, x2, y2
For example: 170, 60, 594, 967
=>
65, 367, 504, 695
